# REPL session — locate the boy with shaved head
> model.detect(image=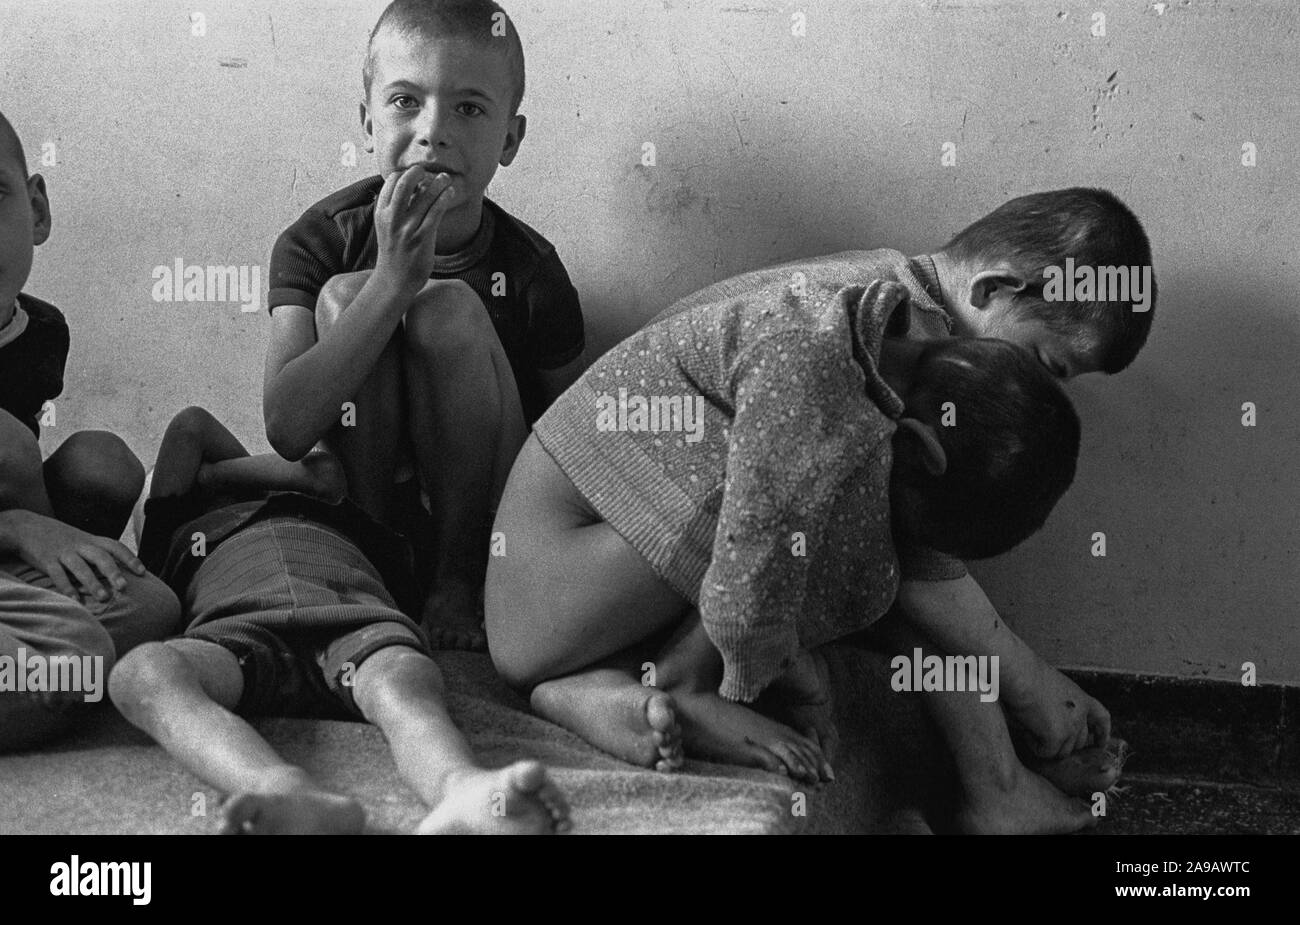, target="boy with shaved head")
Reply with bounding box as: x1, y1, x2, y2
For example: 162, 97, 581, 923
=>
265, 0, 585, 651
0, 111, 179, 751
